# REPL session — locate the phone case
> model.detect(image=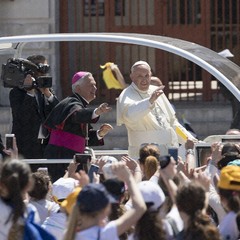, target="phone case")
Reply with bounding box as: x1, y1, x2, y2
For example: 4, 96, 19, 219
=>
88, 164, 99, 182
